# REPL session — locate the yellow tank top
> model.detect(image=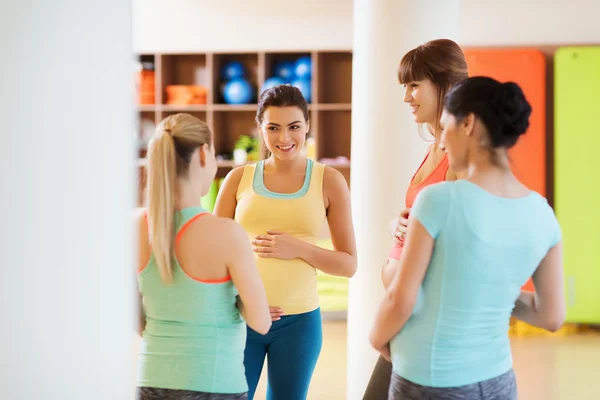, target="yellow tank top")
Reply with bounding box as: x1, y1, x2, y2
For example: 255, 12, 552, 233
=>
235, 159, 326, 315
